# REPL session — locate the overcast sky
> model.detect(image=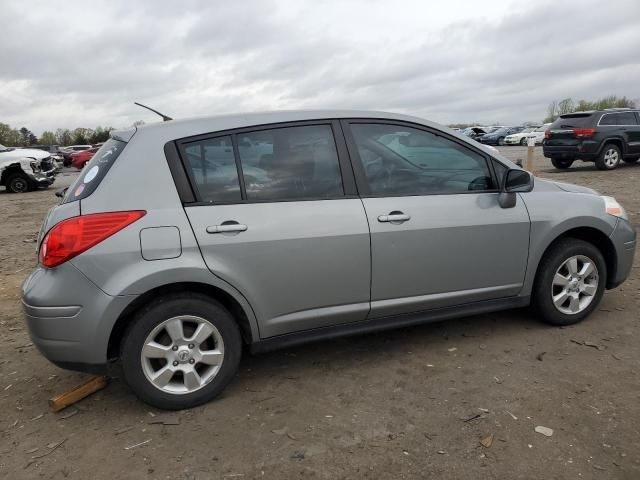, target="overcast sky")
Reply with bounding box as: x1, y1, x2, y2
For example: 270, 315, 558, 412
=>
2, 0, 639, 133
